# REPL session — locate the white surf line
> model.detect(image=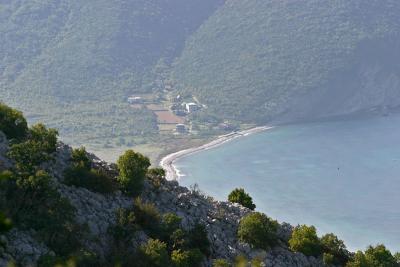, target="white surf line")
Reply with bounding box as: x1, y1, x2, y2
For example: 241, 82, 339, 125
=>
159, 126, 274, 181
